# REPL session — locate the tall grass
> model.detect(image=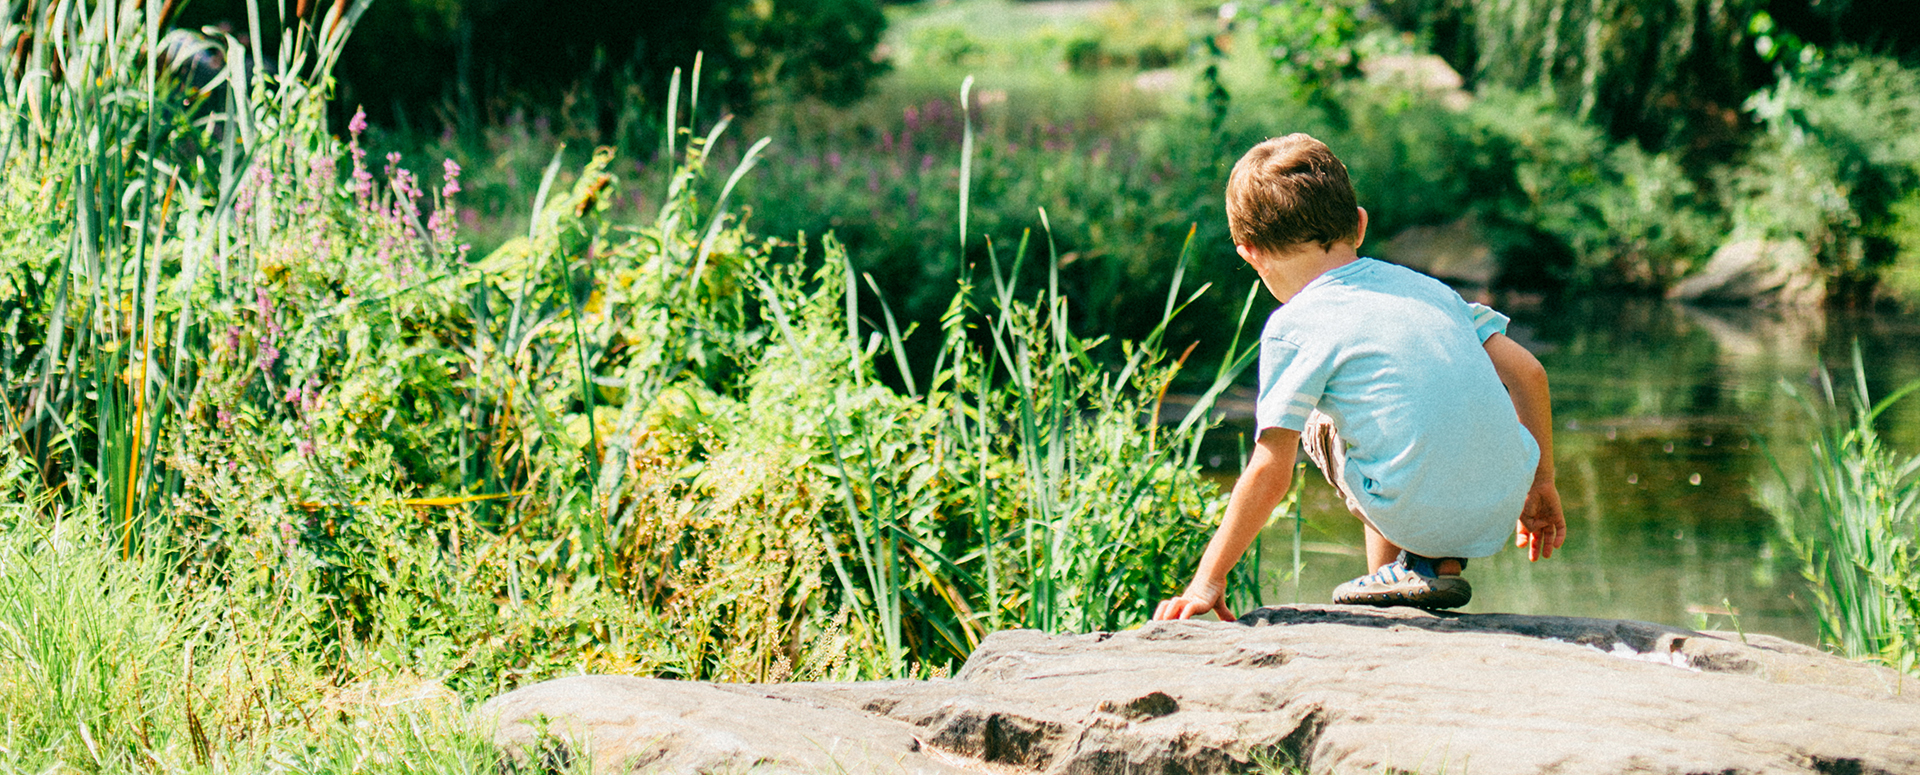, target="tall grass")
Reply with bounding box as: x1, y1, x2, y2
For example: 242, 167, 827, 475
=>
1762, 347, 1920, 674
0, 0, 1267, 768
